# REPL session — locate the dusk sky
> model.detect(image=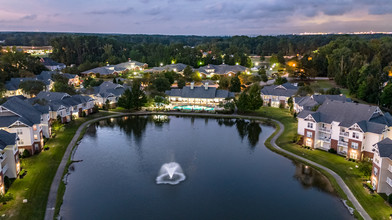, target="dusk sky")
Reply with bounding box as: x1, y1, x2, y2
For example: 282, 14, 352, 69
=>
0, 0, 392, 35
